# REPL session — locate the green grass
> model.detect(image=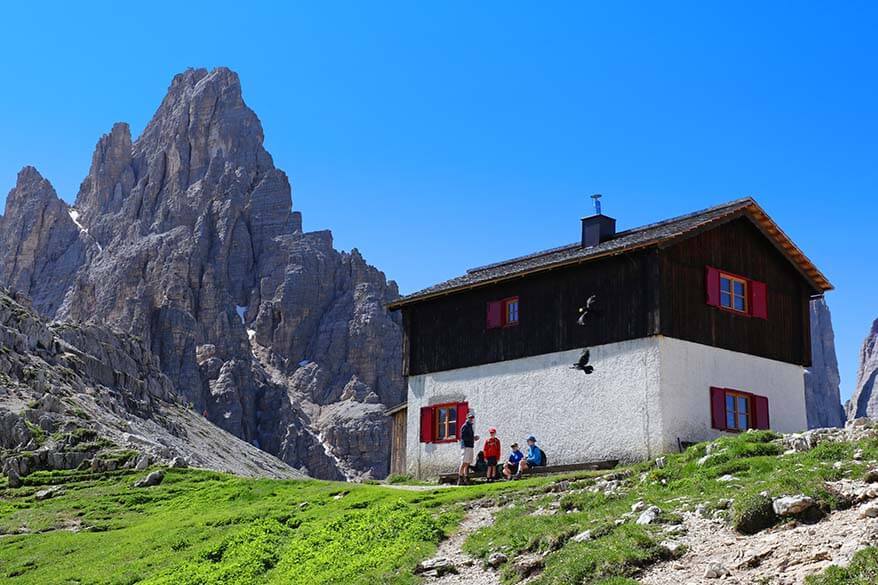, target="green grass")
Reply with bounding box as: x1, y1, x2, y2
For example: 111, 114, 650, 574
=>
0, 466, 563, 585
807, 548, 878, 584
3, 430, 878, 584
460, 430, 878, 584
